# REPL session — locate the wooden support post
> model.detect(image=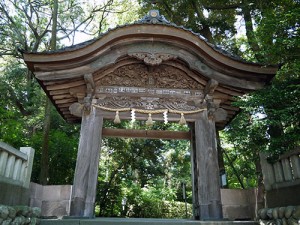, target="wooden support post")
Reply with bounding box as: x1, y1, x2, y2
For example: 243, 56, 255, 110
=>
70, 106, 103, 217
189, 123, 200, 220
194, 110, 223, 220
